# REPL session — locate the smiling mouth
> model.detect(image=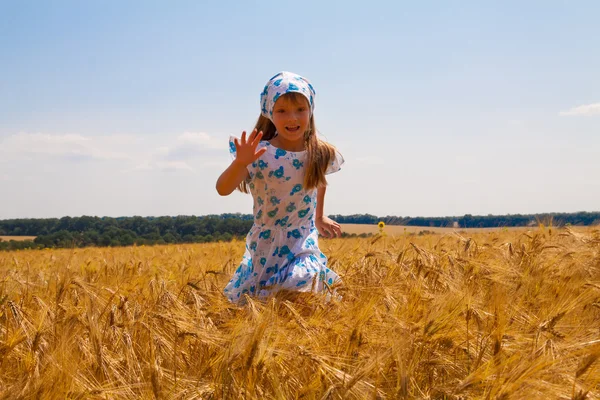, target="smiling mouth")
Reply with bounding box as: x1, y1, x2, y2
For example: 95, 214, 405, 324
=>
286, 126, 300, 132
